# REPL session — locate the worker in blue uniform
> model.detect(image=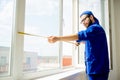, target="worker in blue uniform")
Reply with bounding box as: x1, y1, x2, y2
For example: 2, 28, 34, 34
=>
48, 11, 109, 80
